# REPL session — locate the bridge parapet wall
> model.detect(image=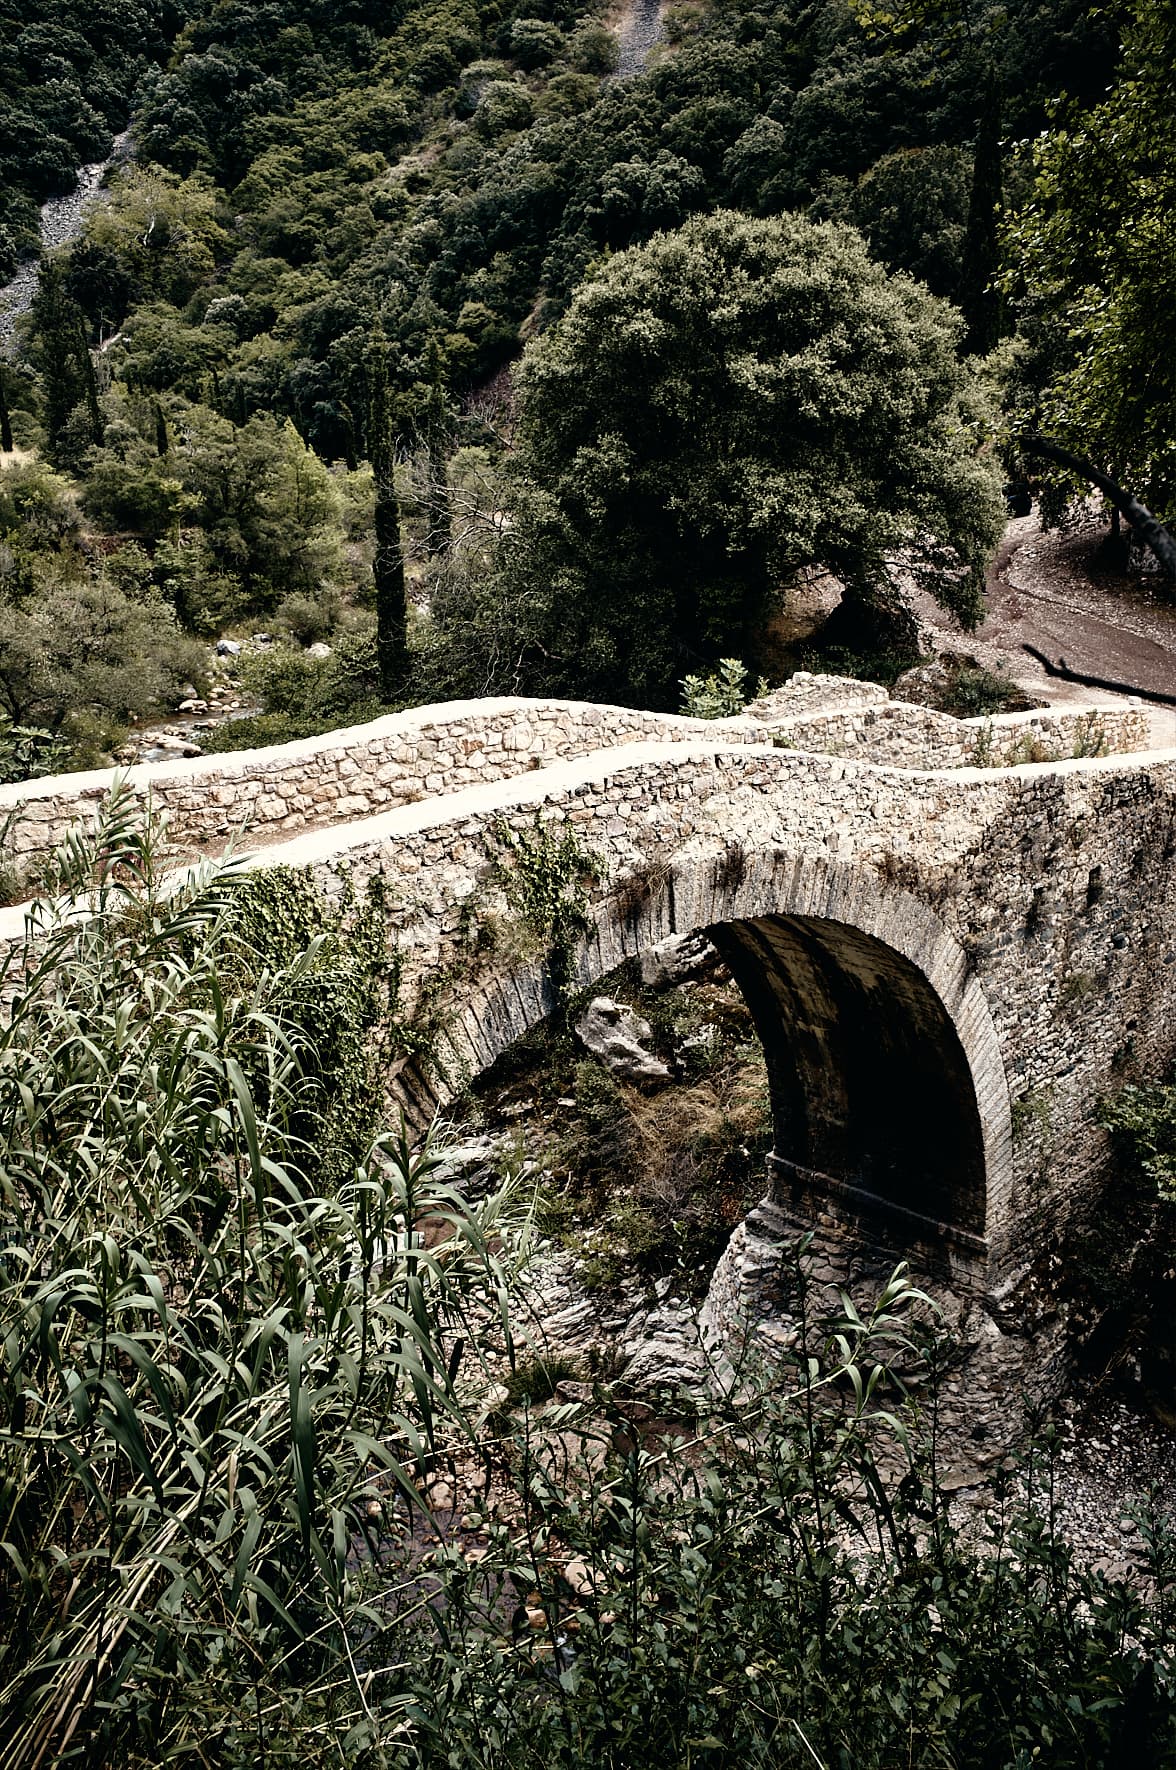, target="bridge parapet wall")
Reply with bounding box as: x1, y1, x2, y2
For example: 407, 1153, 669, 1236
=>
0, 700, 764, 863
0, 676, 1147, 878
772, 701, 1148, 772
